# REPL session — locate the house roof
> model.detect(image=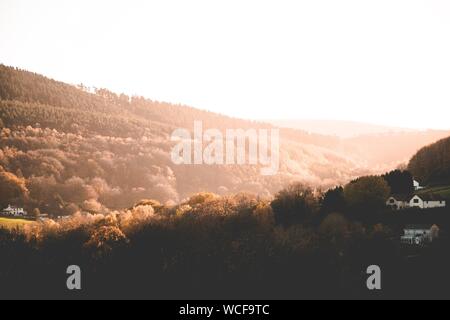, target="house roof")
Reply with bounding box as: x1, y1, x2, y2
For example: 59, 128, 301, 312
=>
389, 194, 413, 201
412, 193, 445, 201
389, 193, 446, 202
405, 224, 435, 230
1, 205, 25, 211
